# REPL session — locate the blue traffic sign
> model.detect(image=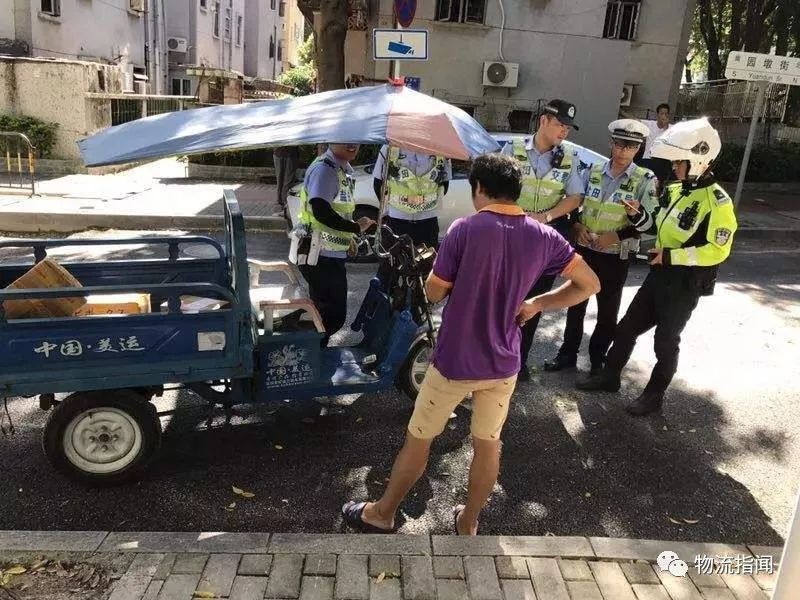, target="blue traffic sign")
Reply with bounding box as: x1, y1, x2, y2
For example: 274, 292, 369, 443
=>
404, 77, 421, 91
